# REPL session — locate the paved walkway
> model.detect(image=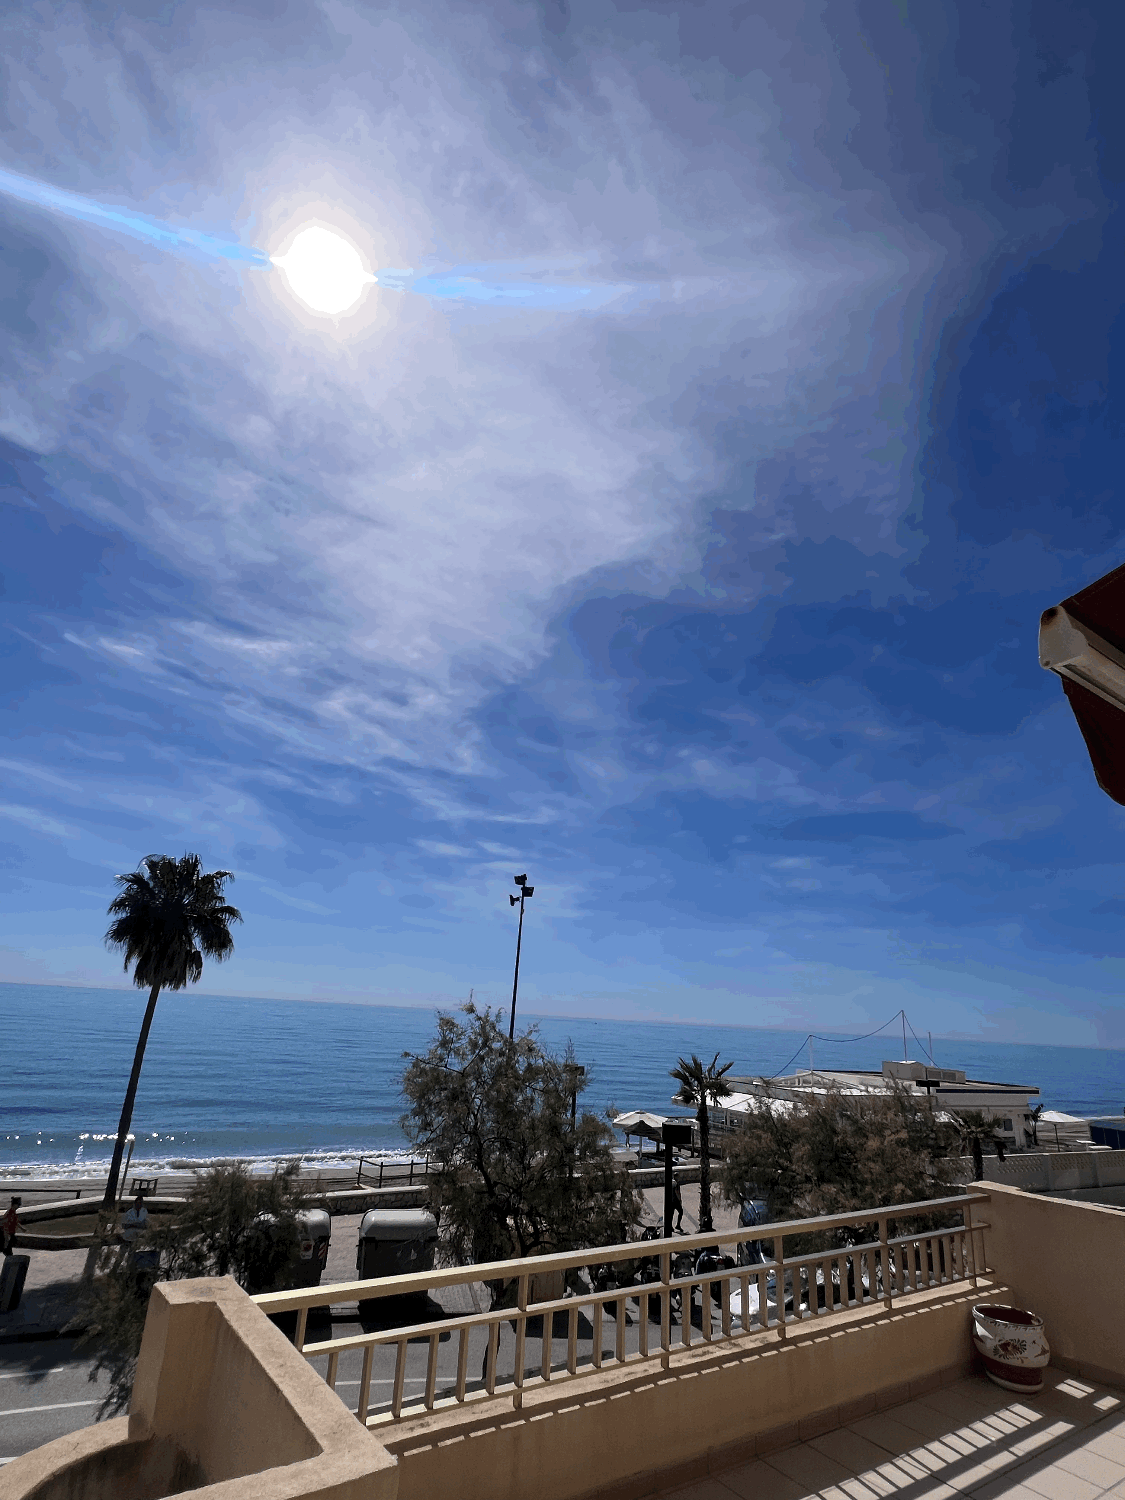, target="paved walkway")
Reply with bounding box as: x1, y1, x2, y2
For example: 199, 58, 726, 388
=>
660, 1369, 1125, 1500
